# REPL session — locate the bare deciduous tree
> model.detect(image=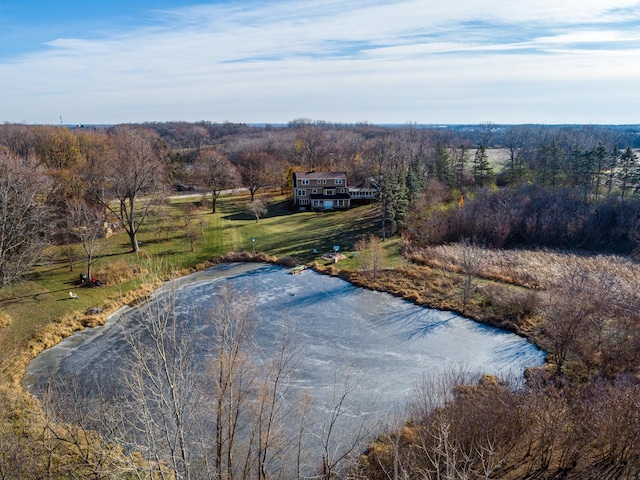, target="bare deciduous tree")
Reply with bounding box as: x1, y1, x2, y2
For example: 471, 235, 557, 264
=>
119, 285, 202, 480
0, 151, 49, 288
192, 148, 238, 214
457, 239, 486, 314
294, 123, 327, 171
65, 197, 110, 284
541, 268, 605, 375
0, 124, 34, 160
355, 235, 387, 278
318, 365, 378, 480
238, 152, 270, 202
248, 197, 268, 223
91, 126, 166, 253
